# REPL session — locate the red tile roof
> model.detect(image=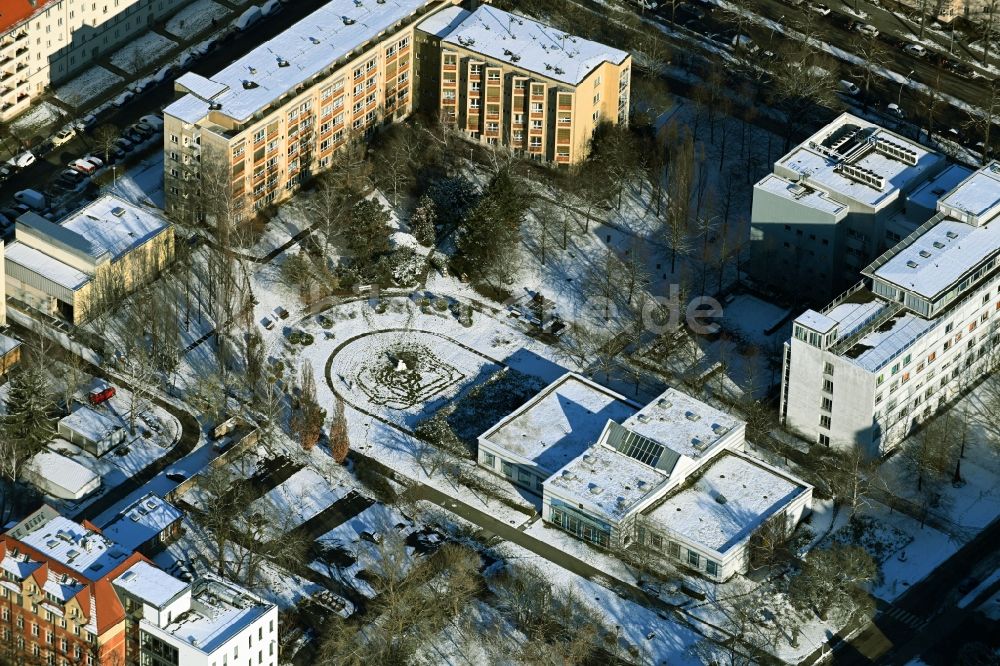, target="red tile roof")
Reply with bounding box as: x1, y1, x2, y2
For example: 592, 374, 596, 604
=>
0, 0, 56, 36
